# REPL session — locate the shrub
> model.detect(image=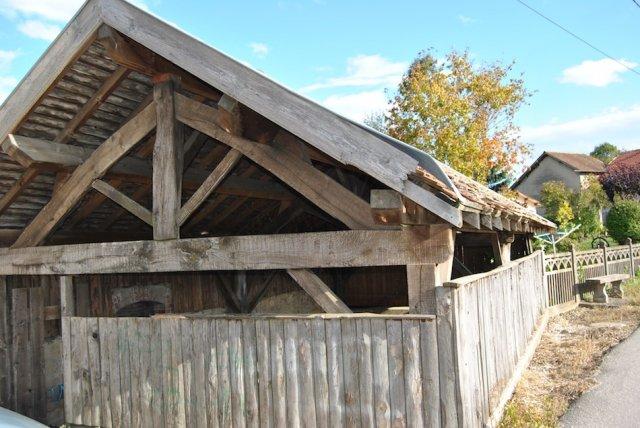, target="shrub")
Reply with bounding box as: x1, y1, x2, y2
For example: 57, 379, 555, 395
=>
600, 164, 640, 200
606, 200, 640, 244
